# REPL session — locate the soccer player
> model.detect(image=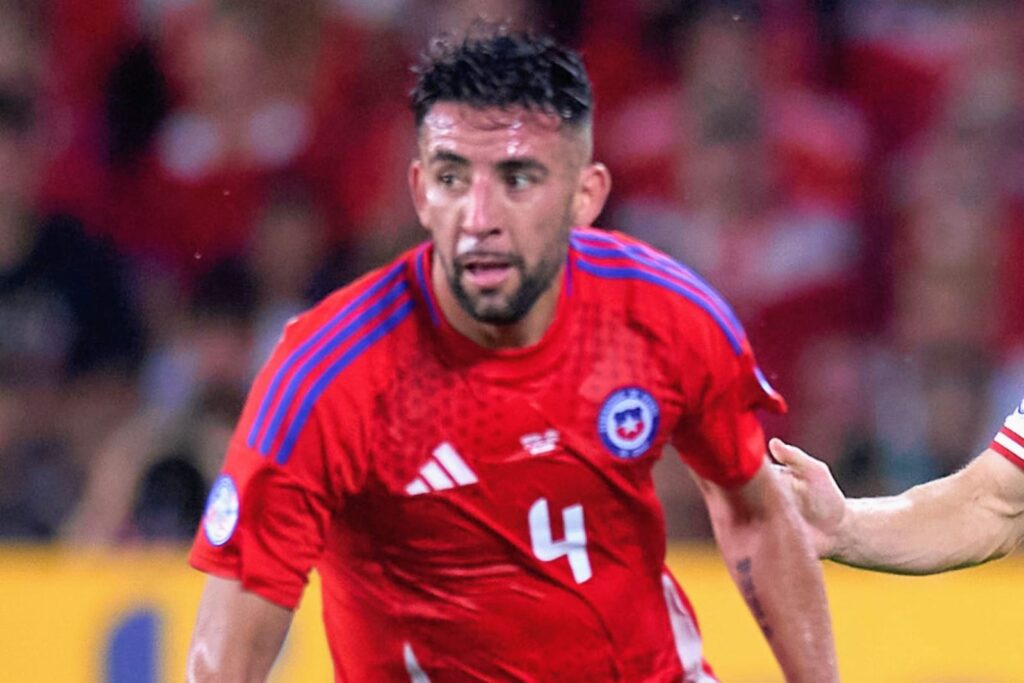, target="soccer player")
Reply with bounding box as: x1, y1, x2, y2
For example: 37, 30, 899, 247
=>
770, 398, 1024, 573
186, 29, 837, 682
